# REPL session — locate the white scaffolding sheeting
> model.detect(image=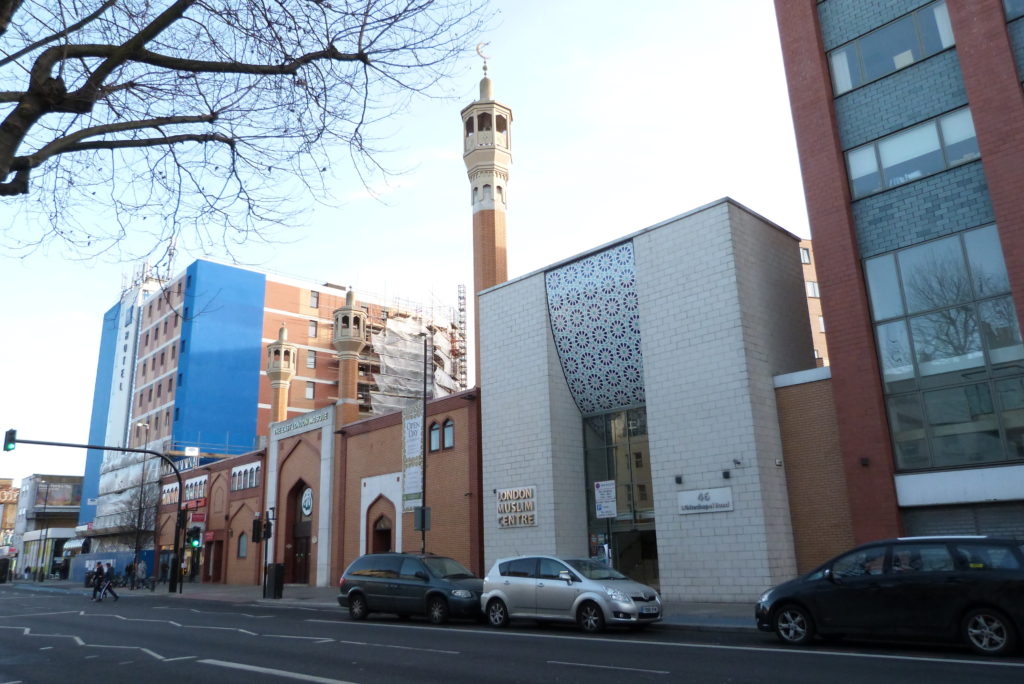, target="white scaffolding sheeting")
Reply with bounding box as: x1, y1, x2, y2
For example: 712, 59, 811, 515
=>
369, 317, 458, 417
